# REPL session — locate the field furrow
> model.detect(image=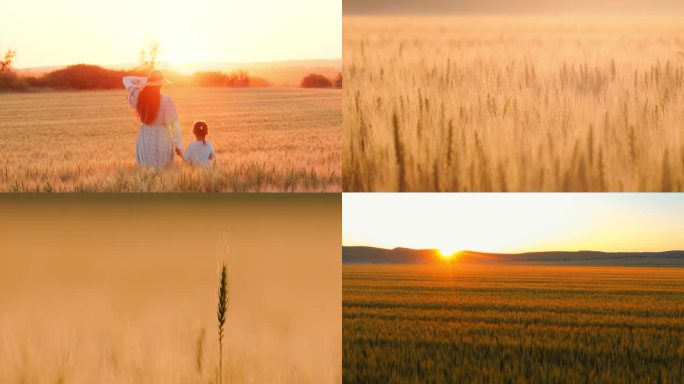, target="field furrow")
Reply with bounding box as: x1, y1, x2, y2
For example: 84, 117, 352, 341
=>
343, 265, 684, 383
